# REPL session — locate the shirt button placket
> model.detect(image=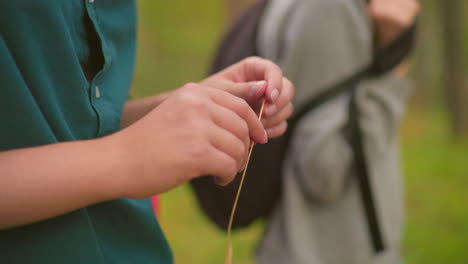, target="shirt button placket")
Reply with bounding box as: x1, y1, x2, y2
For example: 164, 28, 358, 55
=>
95, 86, 101, 99
87, 0, 98, 98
